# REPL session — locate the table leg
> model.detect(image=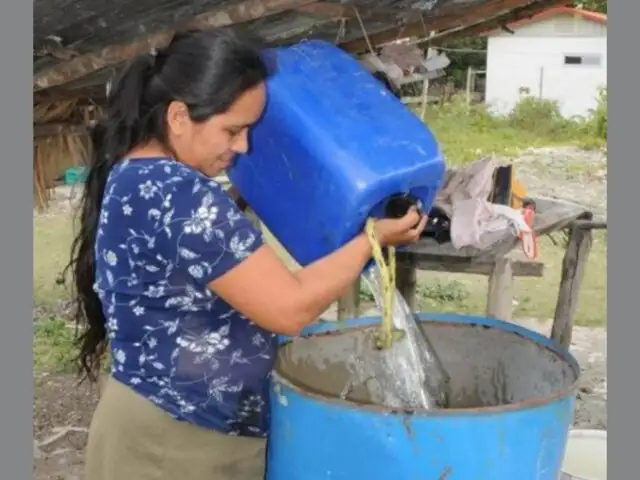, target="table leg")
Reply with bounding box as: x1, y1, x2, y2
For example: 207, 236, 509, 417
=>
396, 255, 418, 311
551, 226, 593, 348
486, 257, 514, 321
337, 278, 361, 321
